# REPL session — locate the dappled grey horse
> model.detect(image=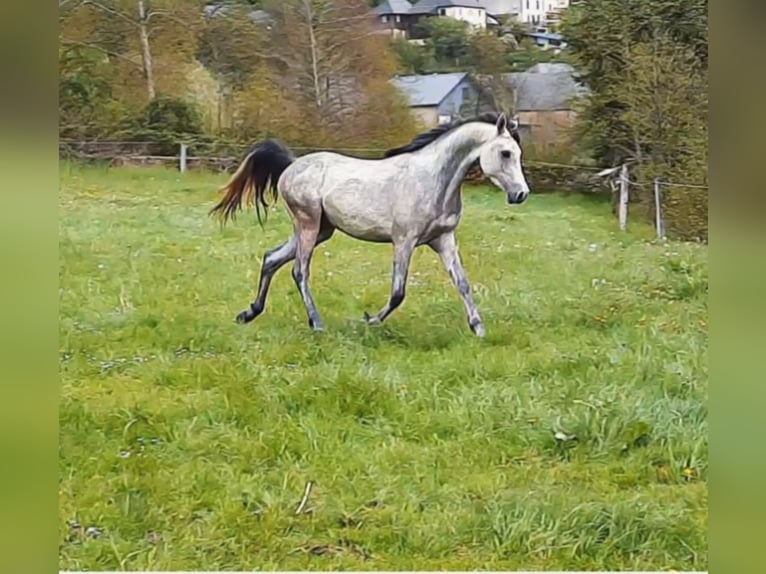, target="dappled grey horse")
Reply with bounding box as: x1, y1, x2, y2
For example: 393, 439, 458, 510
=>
210, 112, 530, 337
